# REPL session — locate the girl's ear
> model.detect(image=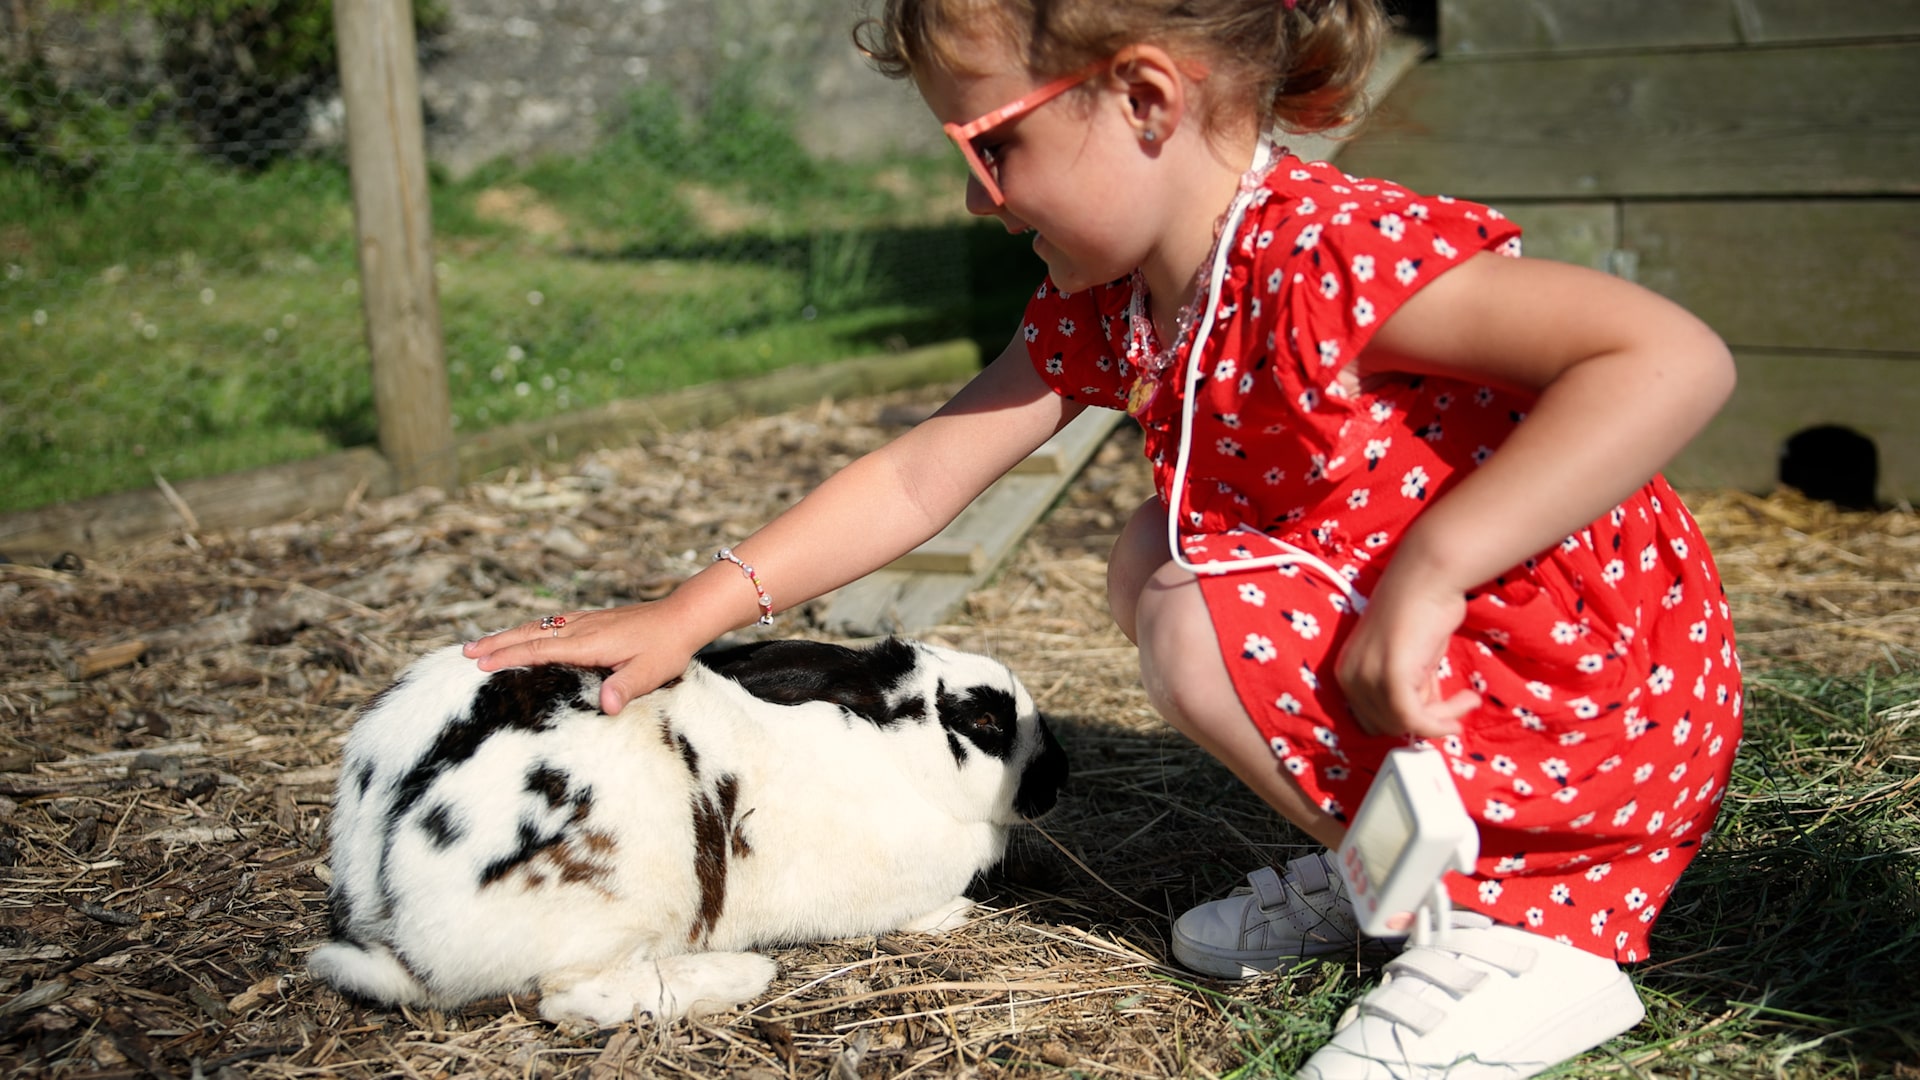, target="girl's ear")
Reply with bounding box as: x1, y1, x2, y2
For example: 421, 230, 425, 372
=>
1109, 45, 1187, 146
